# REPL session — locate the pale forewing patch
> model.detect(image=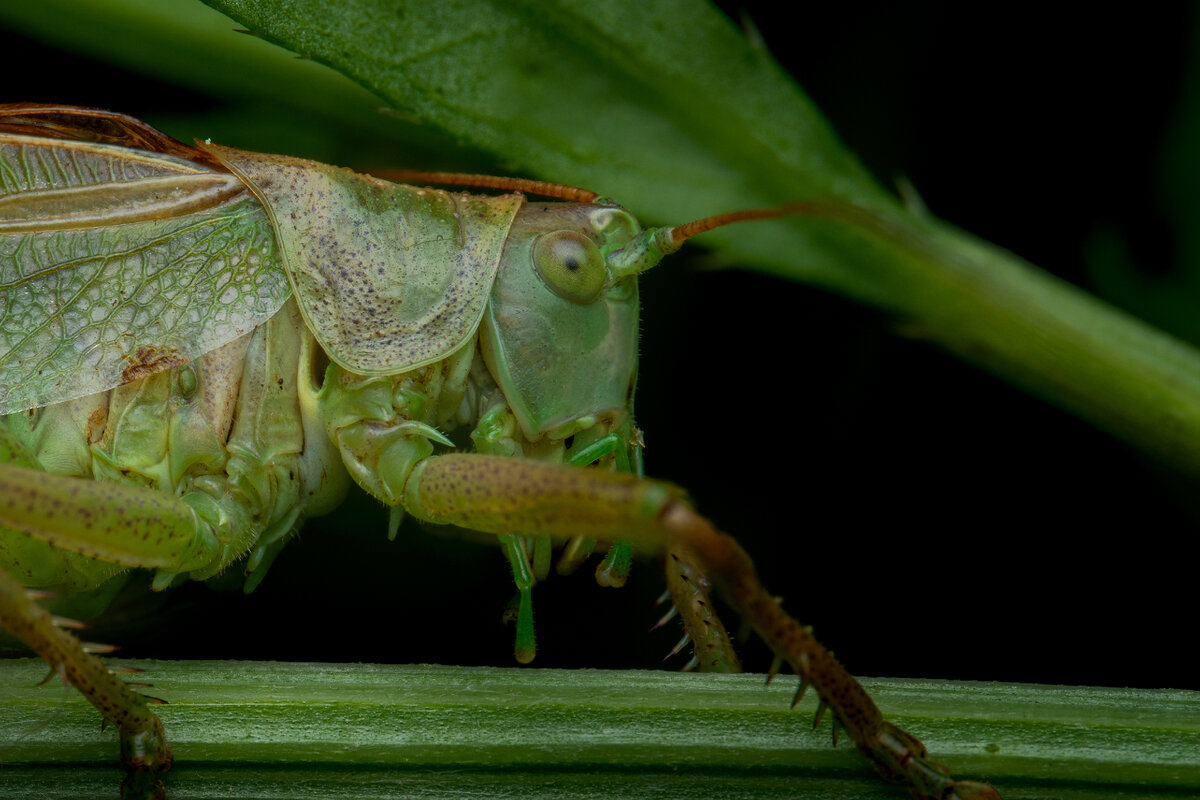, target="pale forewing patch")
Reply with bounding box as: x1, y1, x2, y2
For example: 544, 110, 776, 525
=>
0, 136, 290, 413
